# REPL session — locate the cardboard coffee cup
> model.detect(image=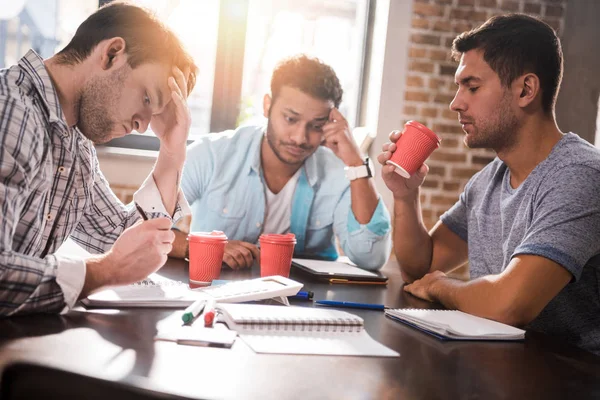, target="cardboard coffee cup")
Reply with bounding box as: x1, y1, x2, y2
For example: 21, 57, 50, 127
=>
386, 121, 441, 178
187, 231, 228, 286
259, 233, 297, 278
